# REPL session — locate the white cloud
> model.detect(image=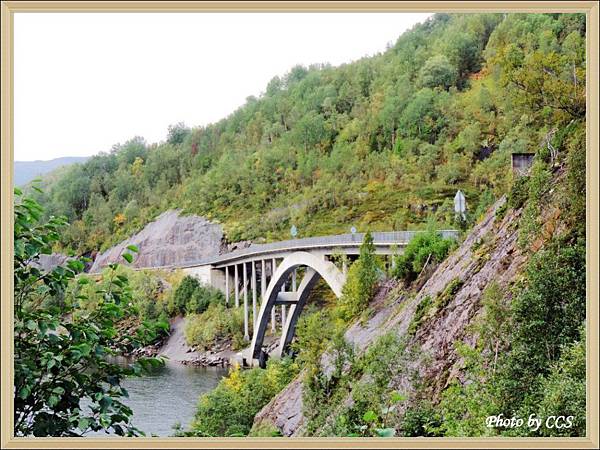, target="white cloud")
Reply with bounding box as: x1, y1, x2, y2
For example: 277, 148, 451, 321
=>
14, 12, 432, 161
